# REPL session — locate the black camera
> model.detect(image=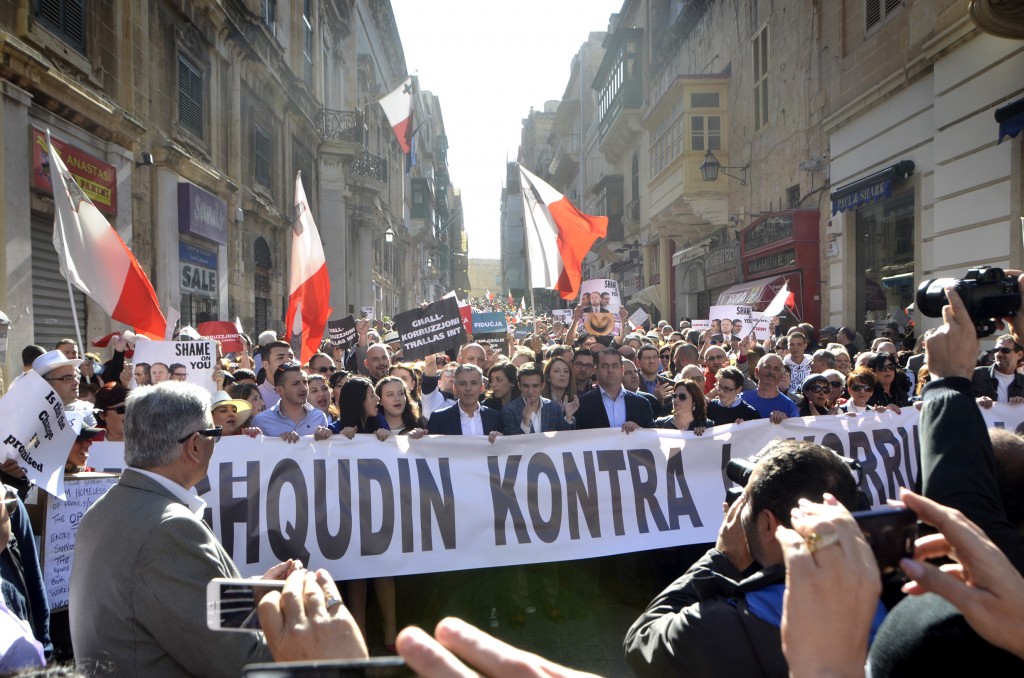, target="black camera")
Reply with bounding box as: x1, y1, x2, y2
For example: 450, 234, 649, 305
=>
917, 266, 1020, 337
725, 456, 868, 509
